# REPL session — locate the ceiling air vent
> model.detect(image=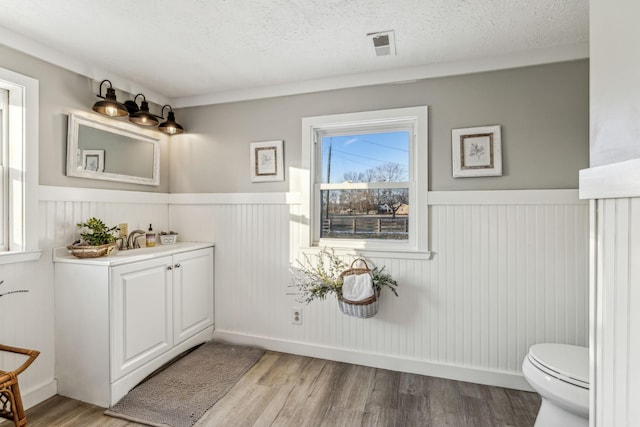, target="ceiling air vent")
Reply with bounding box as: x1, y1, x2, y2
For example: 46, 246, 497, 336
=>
367, 30, 396, 57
